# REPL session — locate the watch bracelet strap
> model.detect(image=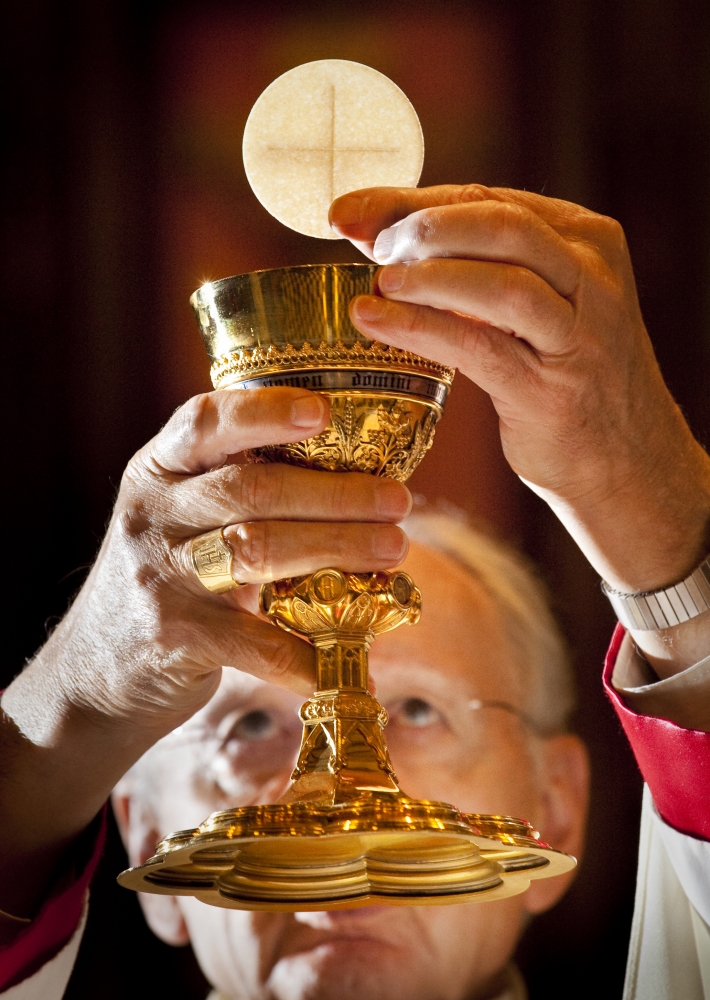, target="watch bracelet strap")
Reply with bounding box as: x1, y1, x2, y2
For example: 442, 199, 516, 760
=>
601, 555, 710, 631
